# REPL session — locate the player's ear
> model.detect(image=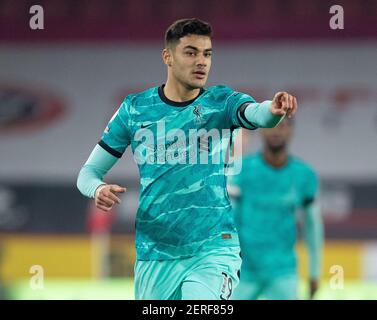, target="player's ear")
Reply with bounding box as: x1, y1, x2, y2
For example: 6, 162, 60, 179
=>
162, 48, 172, 67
